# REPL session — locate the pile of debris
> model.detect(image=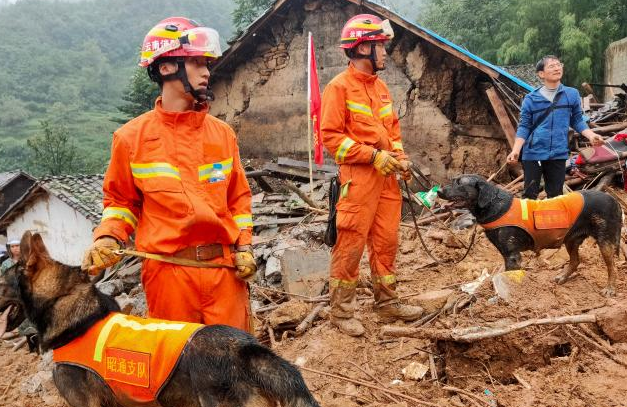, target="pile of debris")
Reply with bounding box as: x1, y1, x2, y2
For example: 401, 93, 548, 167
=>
565, 83, 627, 188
